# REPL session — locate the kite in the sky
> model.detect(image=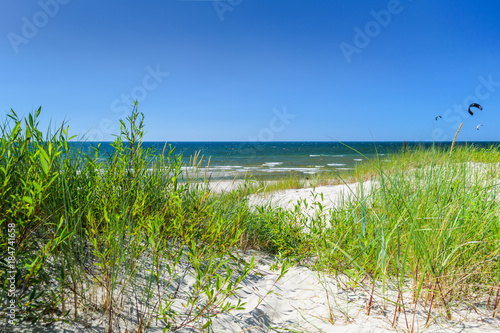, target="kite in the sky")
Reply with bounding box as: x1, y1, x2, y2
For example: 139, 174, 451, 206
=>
476, 124, 483, 130
435, 115, 442, 120
468, 103, 483, 116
